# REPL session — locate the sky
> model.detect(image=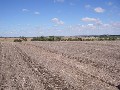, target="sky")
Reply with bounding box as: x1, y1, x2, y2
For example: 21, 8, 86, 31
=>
0, 0, 120, 37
